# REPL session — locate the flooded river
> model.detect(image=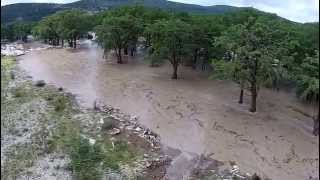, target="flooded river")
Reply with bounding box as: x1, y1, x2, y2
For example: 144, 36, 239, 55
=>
17, 40, 319, 180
